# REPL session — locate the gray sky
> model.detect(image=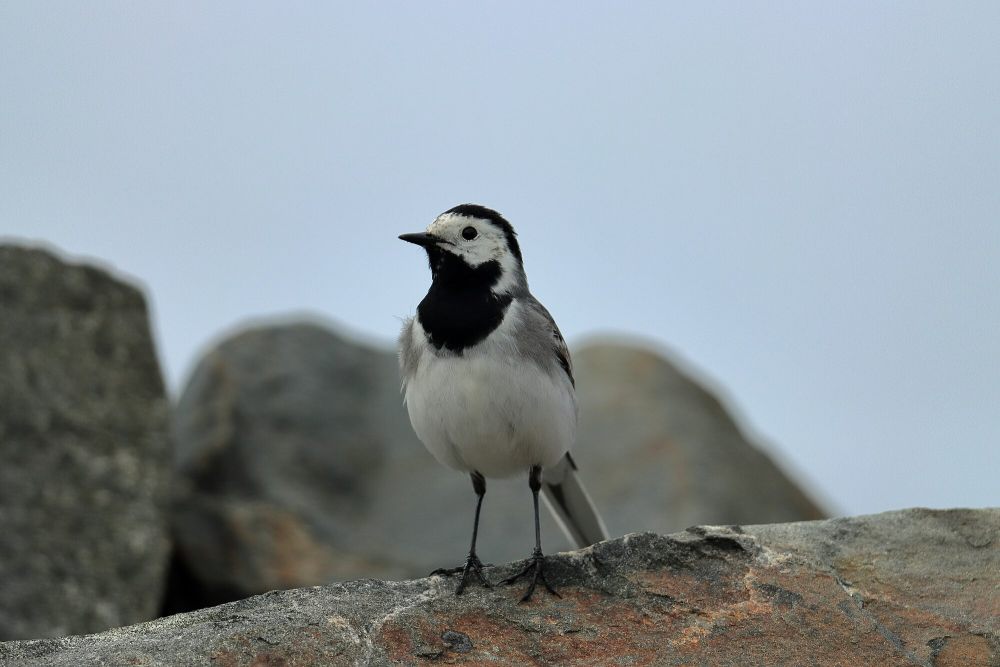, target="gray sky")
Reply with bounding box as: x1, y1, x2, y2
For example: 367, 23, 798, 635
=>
3, 3, 998, 517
